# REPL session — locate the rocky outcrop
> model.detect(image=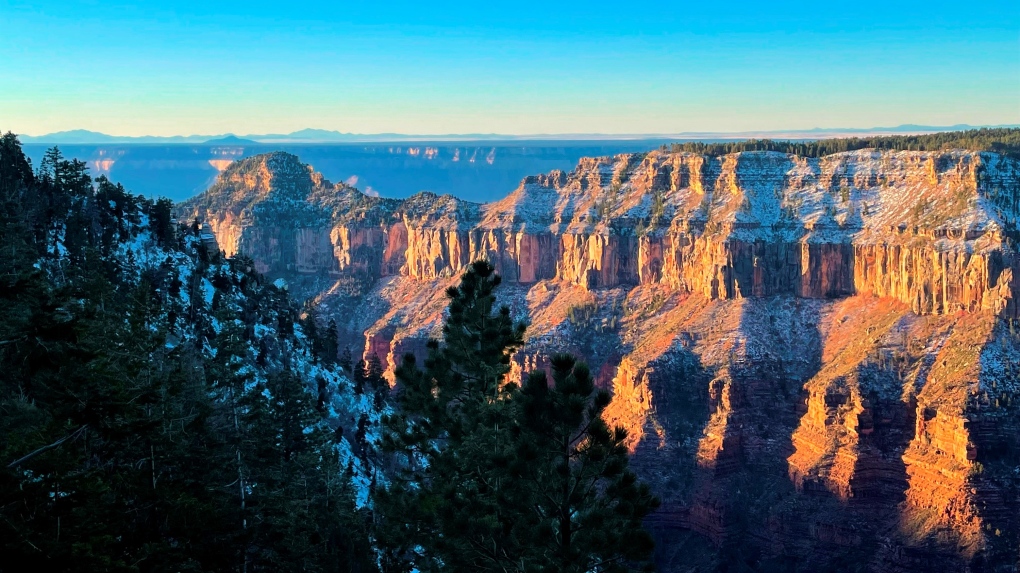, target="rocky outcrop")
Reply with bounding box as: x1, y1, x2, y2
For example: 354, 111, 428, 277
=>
181, 149, 1019, 318
331, 223, 406, 277
181, 148, 1020, 572
854, 242, 1019, 316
